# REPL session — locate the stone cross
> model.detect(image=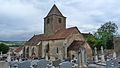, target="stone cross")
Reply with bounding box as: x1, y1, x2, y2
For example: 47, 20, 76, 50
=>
7, 52, 11, 62
101, 46, 105, 62
94, 47, 98, 62
0, 51, 2, 56
45, 53, 48, 60
113, 52, 117, 59
0, 51, 2, 58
